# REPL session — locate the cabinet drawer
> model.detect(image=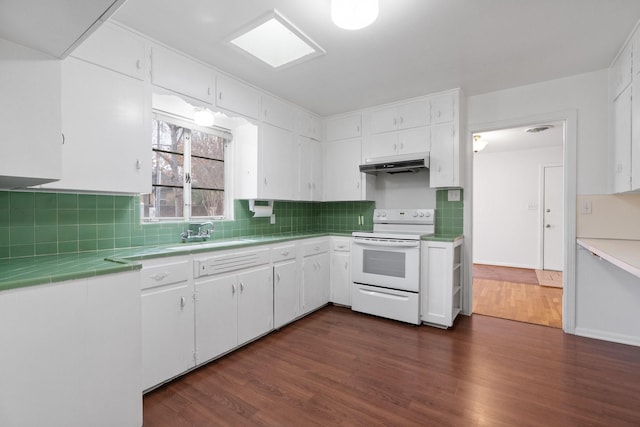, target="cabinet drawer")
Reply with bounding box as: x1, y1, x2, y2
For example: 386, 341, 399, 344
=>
332, 238, 351, 252
303, 239, 330, 256
142, 261, 190, 290
272, 244, 297, 262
